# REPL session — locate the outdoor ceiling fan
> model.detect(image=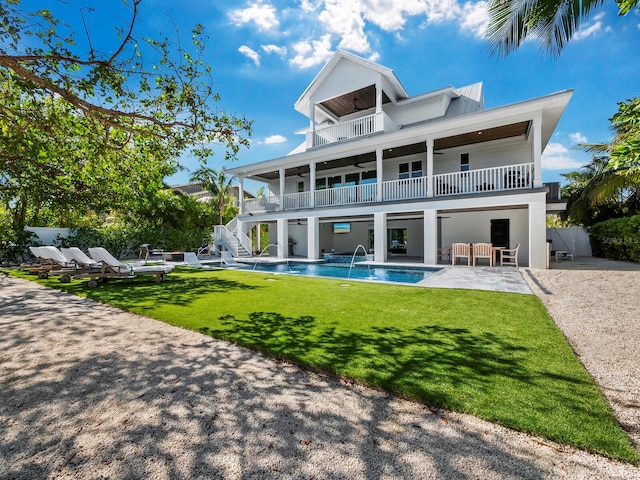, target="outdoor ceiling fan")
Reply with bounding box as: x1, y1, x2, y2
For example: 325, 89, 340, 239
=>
350, 97, 366, 112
